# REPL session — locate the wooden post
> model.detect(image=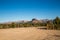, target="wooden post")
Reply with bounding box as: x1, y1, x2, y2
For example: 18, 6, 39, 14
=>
47, 24, 48, 30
